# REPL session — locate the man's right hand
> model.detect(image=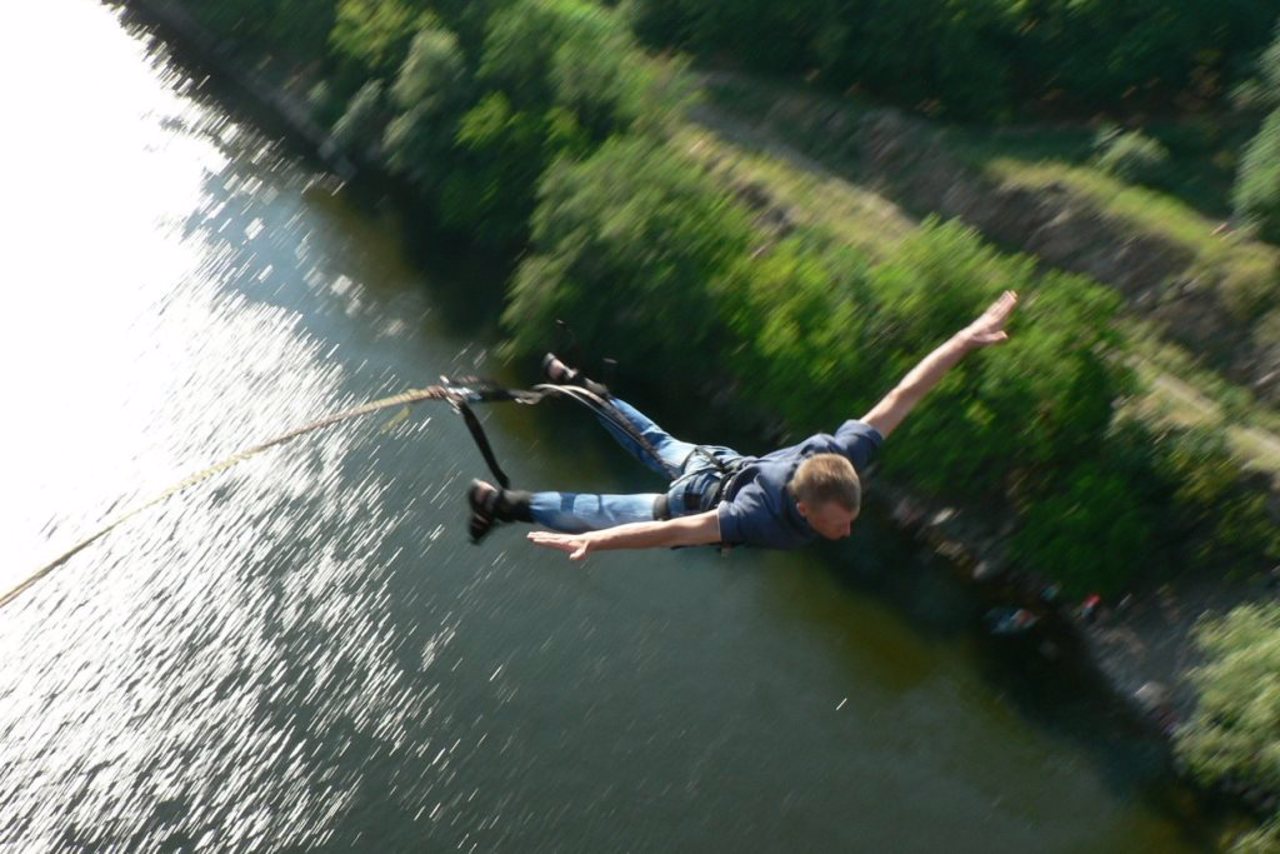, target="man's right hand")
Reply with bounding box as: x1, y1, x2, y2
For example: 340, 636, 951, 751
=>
528, 531, 595, 561
525, 511, 722, 560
